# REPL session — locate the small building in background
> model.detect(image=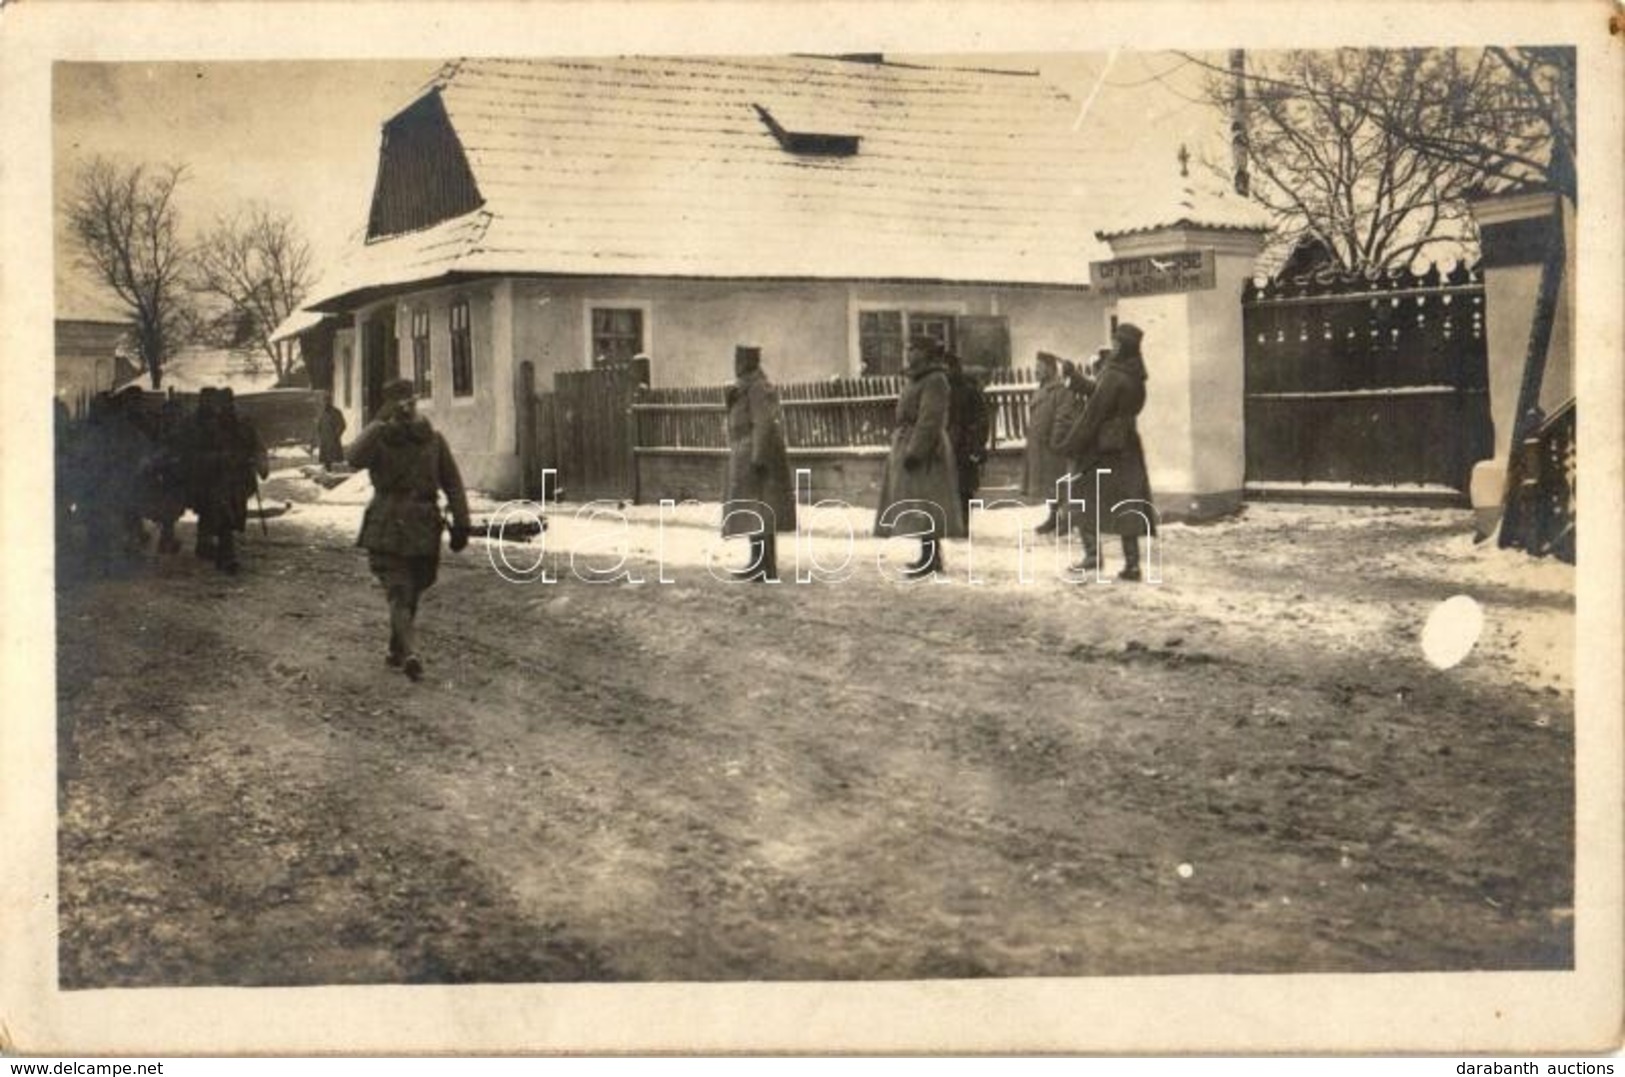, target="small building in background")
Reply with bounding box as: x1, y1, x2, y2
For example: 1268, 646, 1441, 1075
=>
55, 271, 137, 414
